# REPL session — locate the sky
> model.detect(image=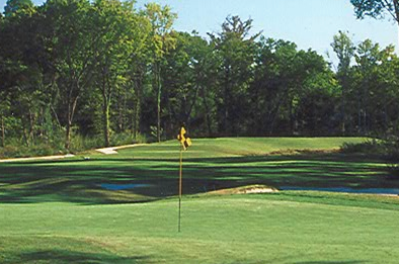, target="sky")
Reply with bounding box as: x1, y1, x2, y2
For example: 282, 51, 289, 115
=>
1, 0, 398, 67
